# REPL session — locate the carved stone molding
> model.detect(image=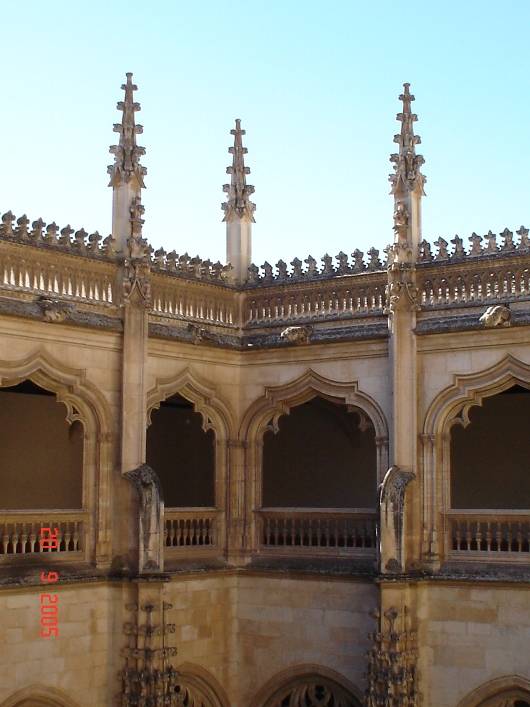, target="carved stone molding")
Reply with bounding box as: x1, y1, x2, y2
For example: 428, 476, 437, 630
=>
122, 197, 152, 306
365, 606, 421, 706
379, 465, 415, 572
119, 601, 178, 705
124, 464, 164, 574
